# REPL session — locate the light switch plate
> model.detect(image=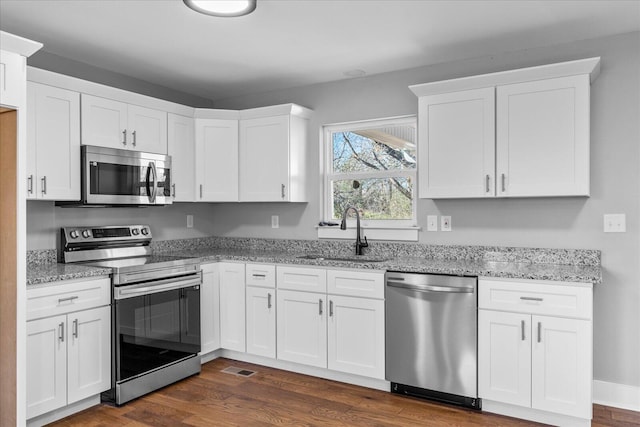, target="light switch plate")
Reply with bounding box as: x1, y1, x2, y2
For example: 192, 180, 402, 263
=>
186, 215, 194, 228
441, 216, 452, 232
427, 215, 438, 231
604, 214, 626, 232
271, 215, 279, 229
